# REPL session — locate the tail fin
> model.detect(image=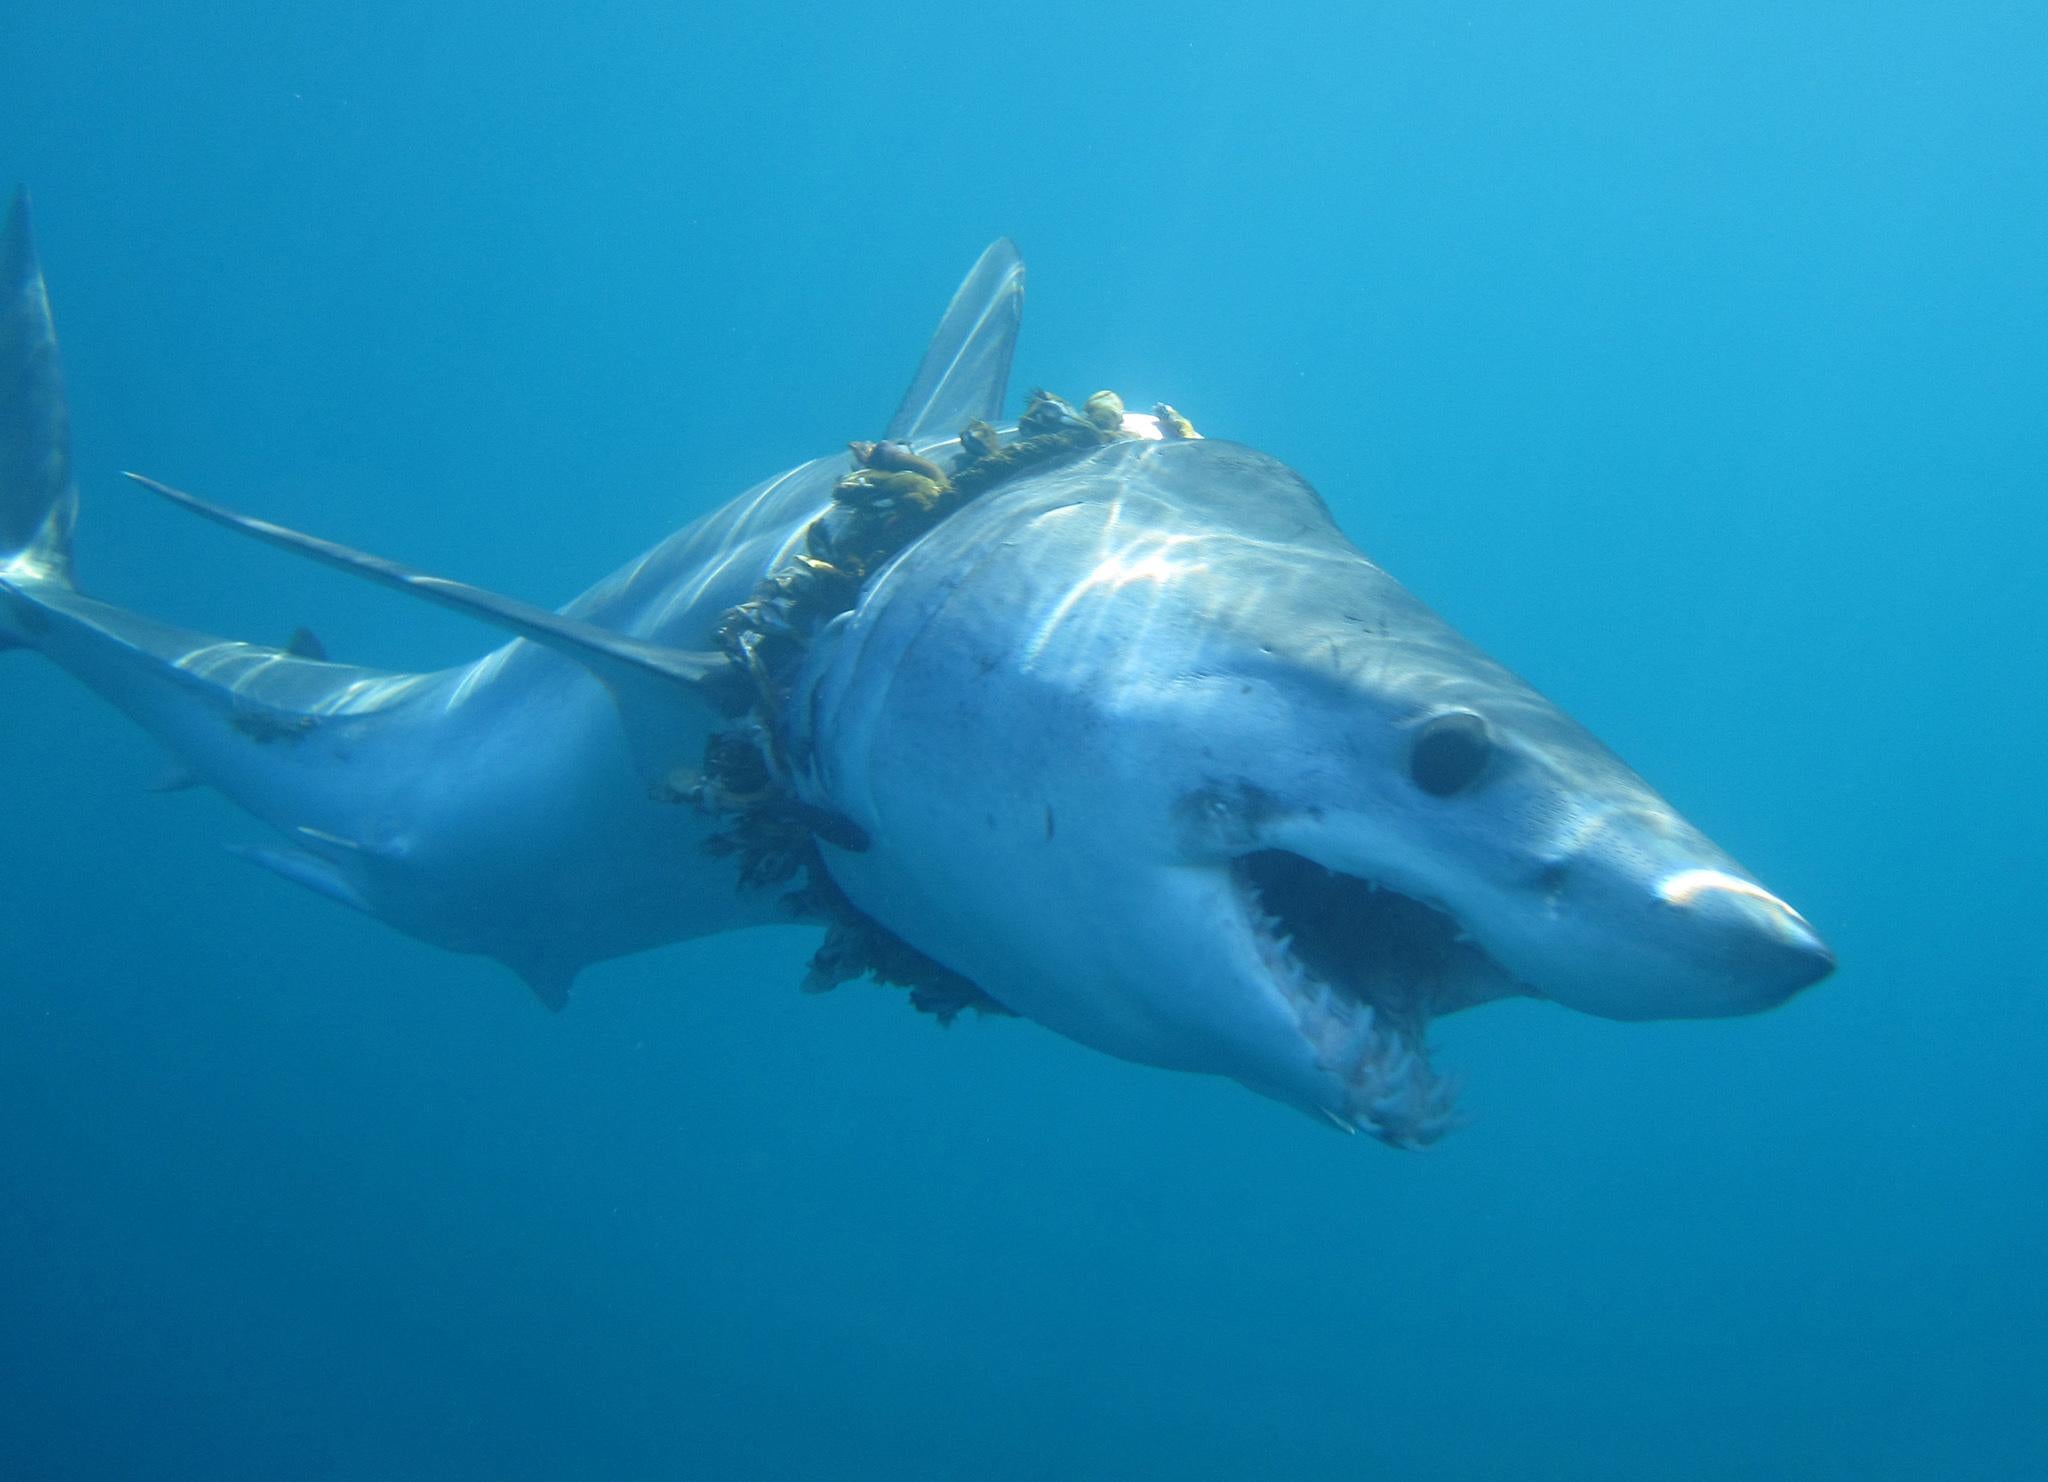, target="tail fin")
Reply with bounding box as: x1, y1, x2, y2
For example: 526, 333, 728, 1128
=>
0, 187, 78, 609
